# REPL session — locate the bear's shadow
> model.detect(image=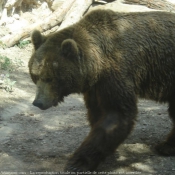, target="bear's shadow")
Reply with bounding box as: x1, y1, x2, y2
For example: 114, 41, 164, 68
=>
0, 97, 173, 173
